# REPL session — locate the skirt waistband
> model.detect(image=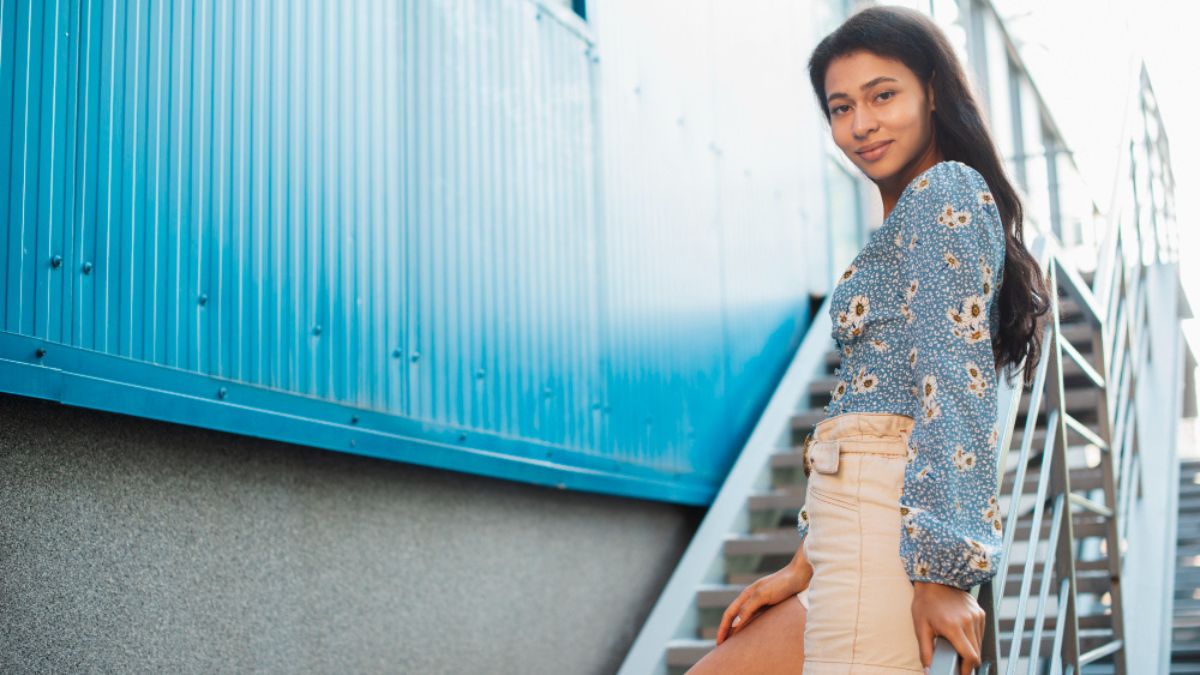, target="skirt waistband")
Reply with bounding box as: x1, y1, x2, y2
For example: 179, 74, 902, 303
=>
803, 412, 915, 476
814, 411, 914, 442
